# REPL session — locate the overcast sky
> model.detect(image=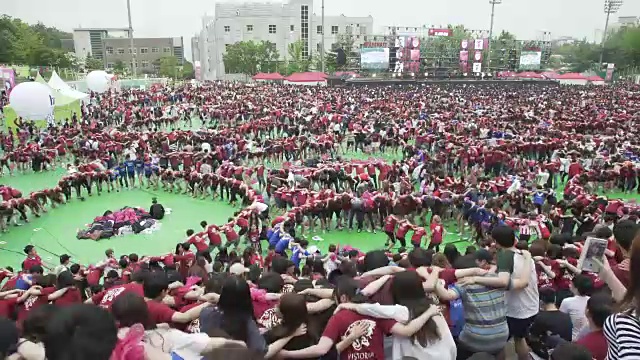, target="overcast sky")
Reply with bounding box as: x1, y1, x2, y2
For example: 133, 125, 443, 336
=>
3, 0, 639, 61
